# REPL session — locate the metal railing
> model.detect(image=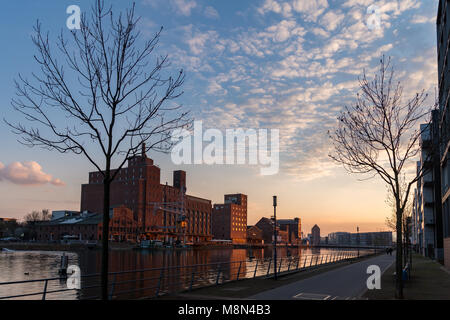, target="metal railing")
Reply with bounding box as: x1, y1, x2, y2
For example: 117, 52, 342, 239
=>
0, 250, 375, 300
